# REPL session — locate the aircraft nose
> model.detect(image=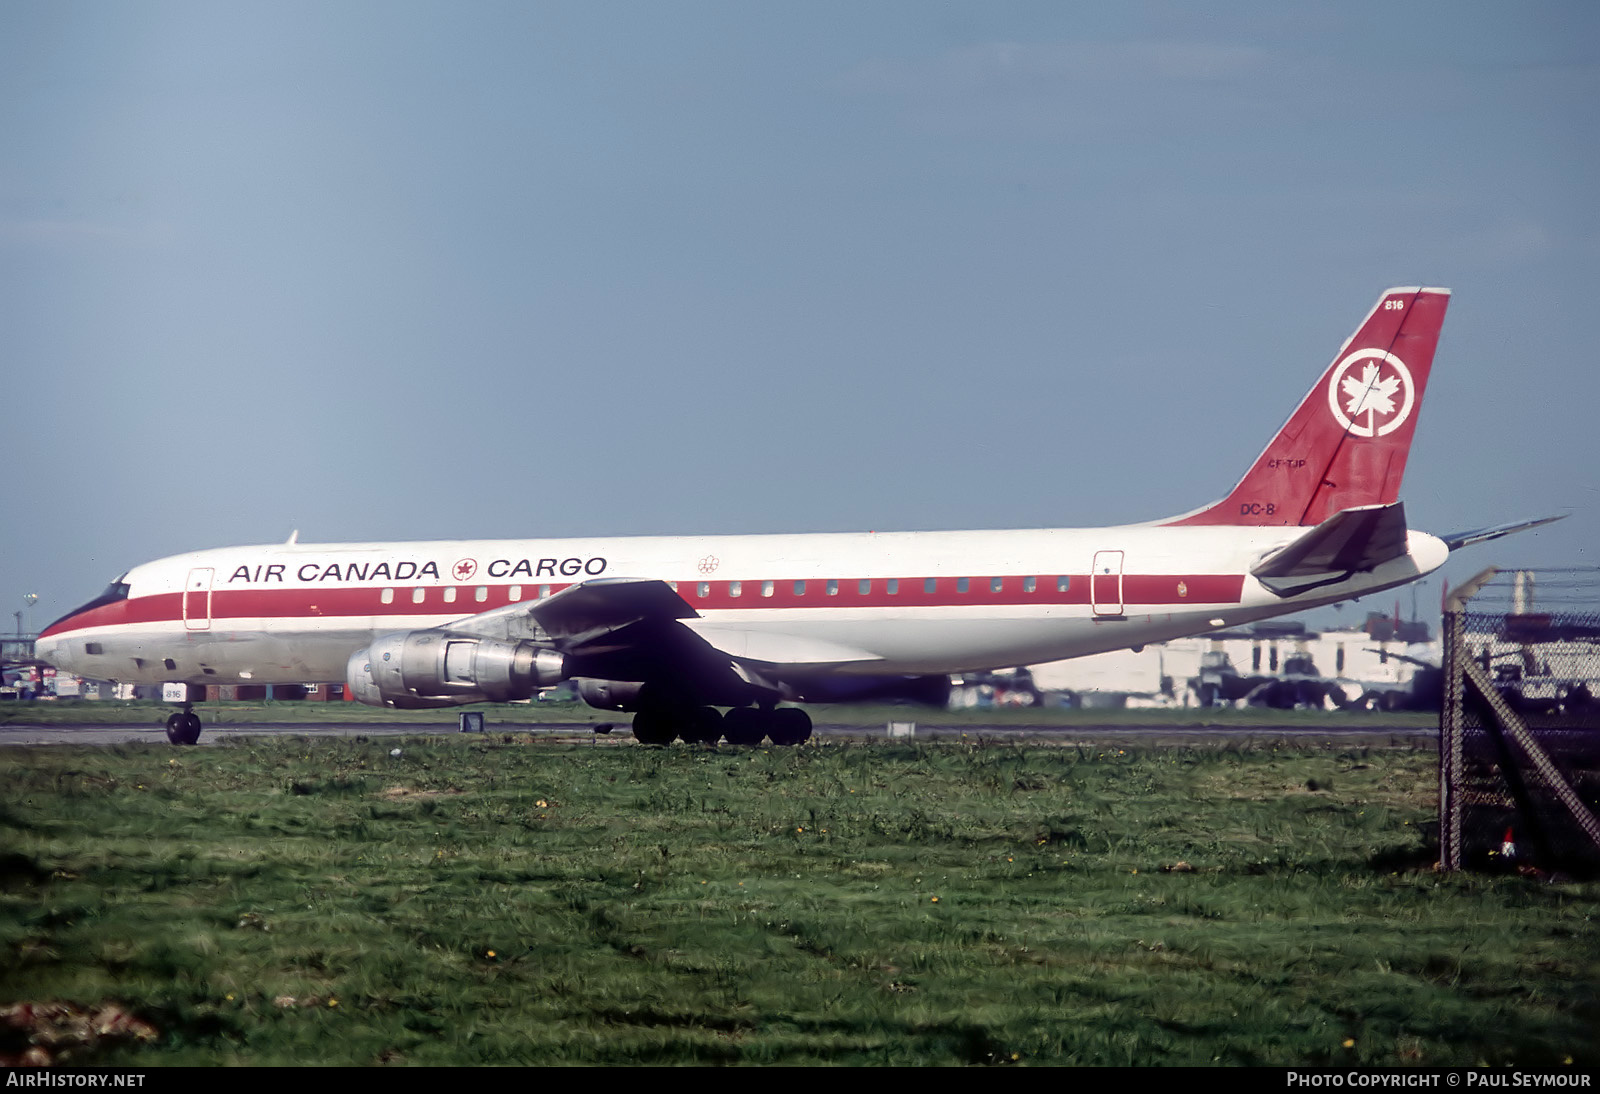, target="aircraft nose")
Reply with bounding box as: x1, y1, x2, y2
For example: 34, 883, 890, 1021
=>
36, 615, 80, 670
34, 637, 70, 673
36, 581, 133, 676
